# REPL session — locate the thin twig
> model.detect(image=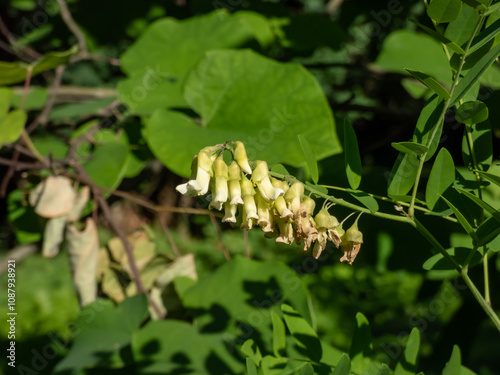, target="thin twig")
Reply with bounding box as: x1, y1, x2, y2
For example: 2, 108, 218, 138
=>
71, 163, 165, 319
0, 15, 41, 61
158, 214, 181, 257
0, 150, 21, 198
56, 0, 88, 57
26, 65, 66, 133
209, 213, 230, 261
